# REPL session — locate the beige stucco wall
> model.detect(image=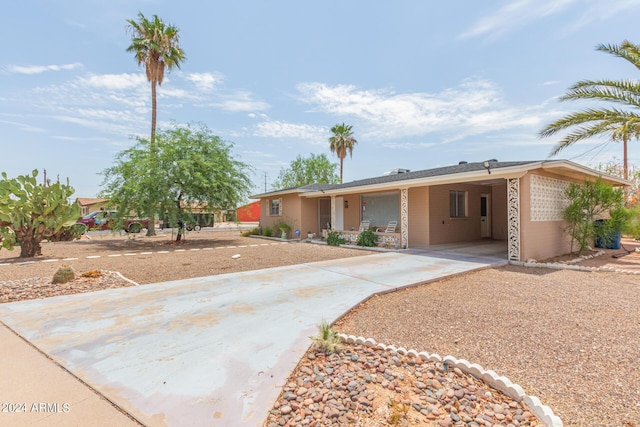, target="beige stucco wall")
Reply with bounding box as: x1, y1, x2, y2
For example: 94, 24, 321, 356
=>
342, 194, 361, 230
260, 194, 303, 236
300, 198, 319, 235
408, 187, 429, 247
519, 170, 581, 261
428, 183, 492, 245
